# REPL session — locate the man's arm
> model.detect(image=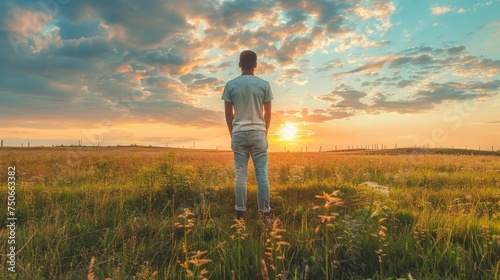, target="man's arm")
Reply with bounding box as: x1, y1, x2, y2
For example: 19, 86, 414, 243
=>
263, 101, 272, 136
224, 101, 234, 137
